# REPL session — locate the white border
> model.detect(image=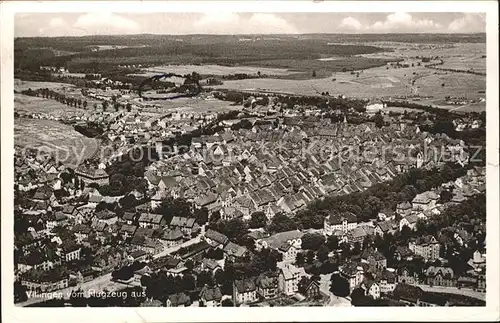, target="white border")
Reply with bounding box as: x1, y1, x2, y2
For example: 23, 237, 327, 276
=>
1, 1, 499, 322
